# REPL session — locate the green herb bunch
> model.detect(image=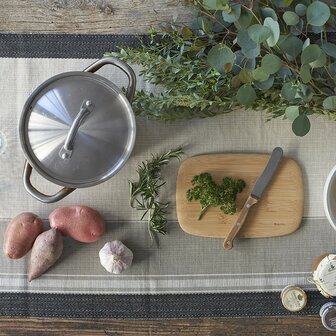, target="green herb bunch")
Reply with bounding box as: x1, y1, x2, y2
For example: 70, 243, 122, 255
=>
129, 147, 183, 238
108, 0, 336, 136
186, 172, 245, 219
